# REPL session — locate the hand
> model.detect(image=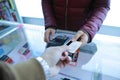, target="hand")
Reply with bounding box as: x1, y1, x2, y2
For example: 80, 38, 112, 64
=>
72, 30, 89, 46
56, 51, 72, 68
41, 46, 70, 68
51, 51, 72, 76
49, 52, 72, 77
44, 28, 55, 43
41, 46, 71, 76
